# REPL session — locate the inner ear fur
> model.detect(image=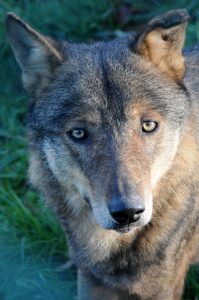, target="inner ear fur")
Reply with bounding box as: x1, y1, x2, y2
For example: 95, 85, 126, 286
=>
132, 9, 190, 82
5, 12, 63, 93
